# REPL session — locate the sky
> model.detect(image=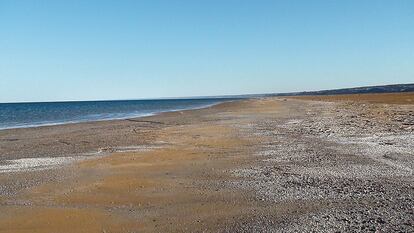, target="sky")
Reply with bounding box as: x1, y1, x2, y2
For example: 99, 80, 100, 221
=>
0, 0, 413, 102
